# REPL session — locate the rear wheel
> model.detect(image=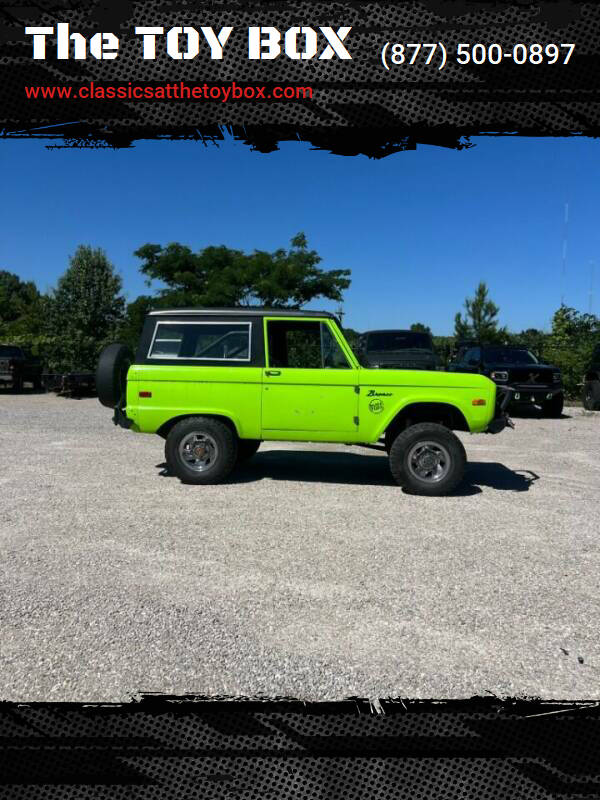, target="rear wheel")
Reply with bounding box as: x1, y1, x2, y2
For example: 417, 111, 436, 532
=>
165, 416, 238, 485
388, 422, 466, 496
13, 377, 23, 393
237, 439, 261, 463
582, 381, 600, 411
541, 392, 564, 418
